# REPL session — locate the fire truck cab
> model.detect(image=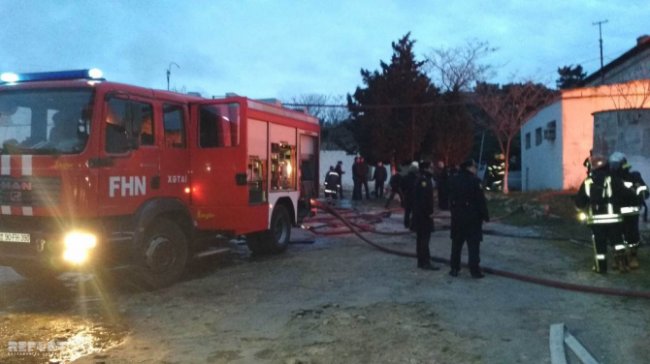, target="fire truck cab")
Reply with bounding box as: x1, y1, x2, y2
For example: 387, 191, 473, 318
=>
0, 69, 320, 288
